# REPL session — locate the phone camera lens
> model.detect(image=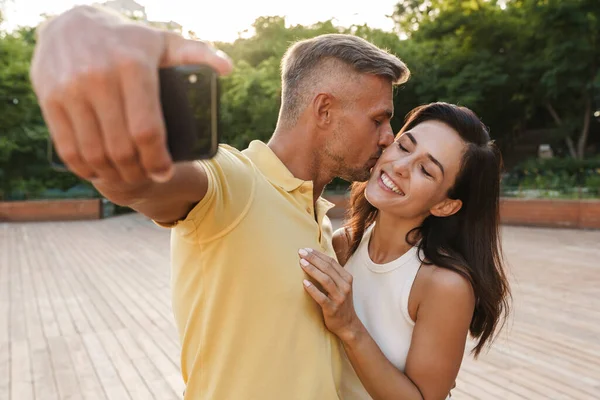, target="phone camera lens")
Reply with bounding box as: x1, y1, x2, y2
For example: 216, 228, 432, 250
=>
189, 74, 198, 84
